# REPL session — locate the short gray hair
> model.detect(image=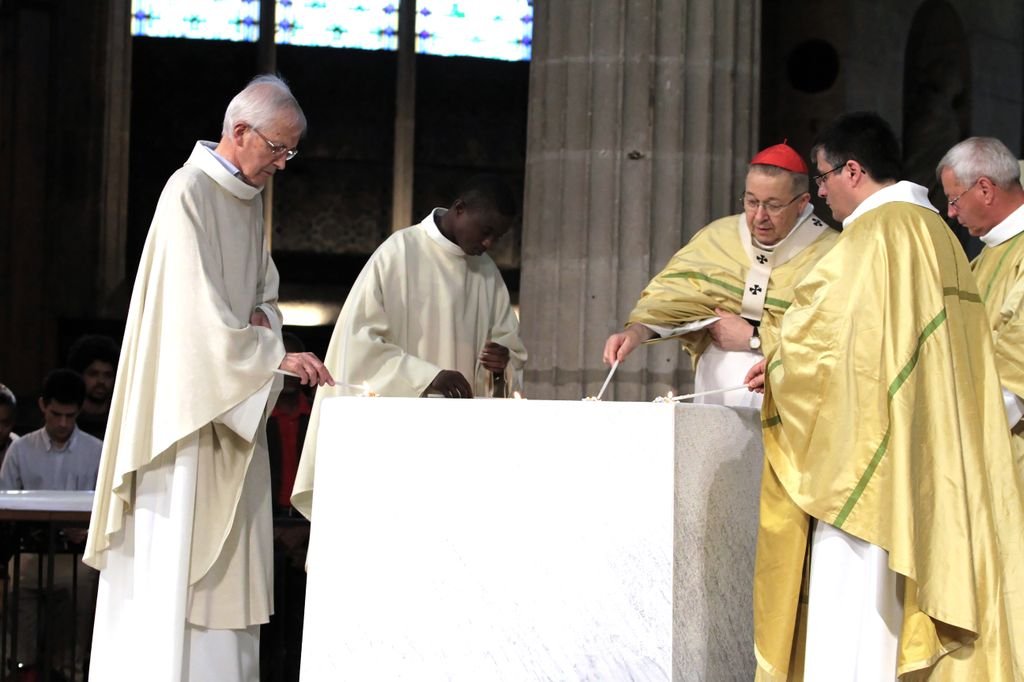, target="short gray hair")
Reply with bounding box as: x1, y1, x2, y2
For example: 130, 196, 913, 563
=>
748, 164, 810, 197
222, 74, 307, 138
936, 137, 1020, 189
